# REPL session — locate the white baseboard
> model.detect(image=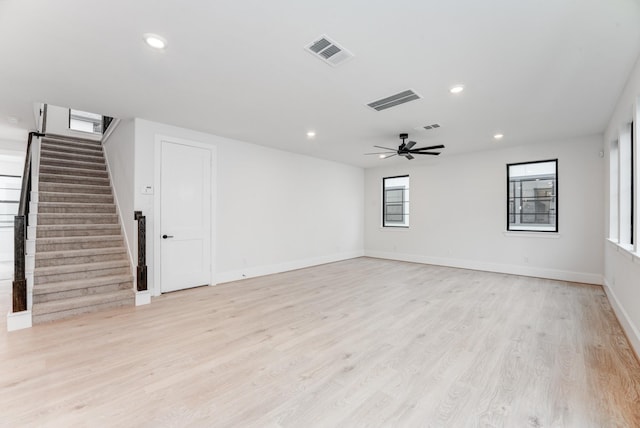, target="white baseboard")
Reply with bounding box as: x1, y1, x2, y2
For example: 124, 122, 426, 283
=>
603, 279, 640, 359
364, 250, 603, 285
215, 250, 365, 284
7, 310, 32, 331
135, 290, 151, 306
